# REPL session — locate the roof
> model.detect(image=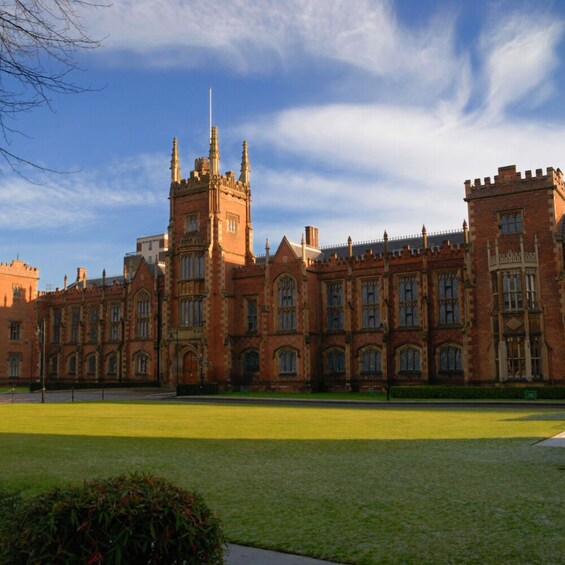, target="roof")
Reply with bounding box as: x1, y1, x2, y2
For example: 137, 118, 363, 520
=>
67, 274, 124, 290
321, 230, 465, 259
